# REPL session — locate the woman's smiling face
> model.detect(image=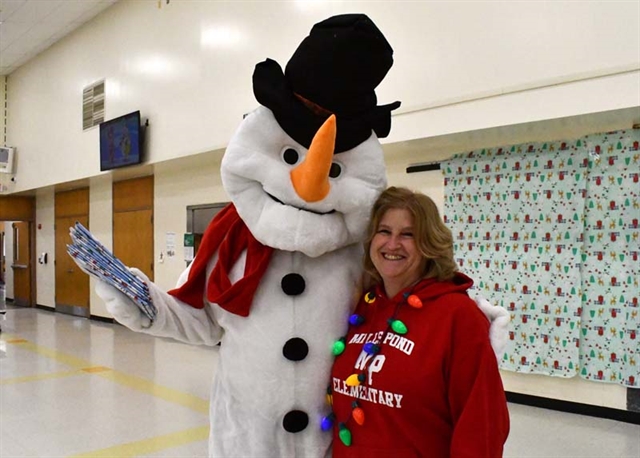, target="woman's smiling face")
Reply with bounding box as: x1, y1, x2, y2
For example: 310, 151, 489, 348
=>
369, 207, 426, 298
